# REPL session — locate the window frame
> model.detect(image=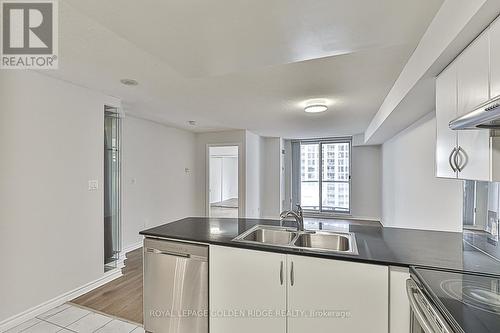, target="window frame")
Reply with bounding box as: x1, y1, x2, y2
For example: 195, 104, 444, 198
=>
293, 137, 352, 216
